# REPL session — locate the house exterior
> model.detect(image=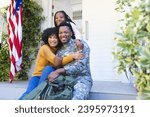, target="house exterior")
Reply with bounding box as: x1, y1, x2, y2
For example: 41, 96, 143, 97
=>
0, 0, 137, 100
38, 0, 131, 83
0, 0, 129, 82
0, 0, 135, 83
